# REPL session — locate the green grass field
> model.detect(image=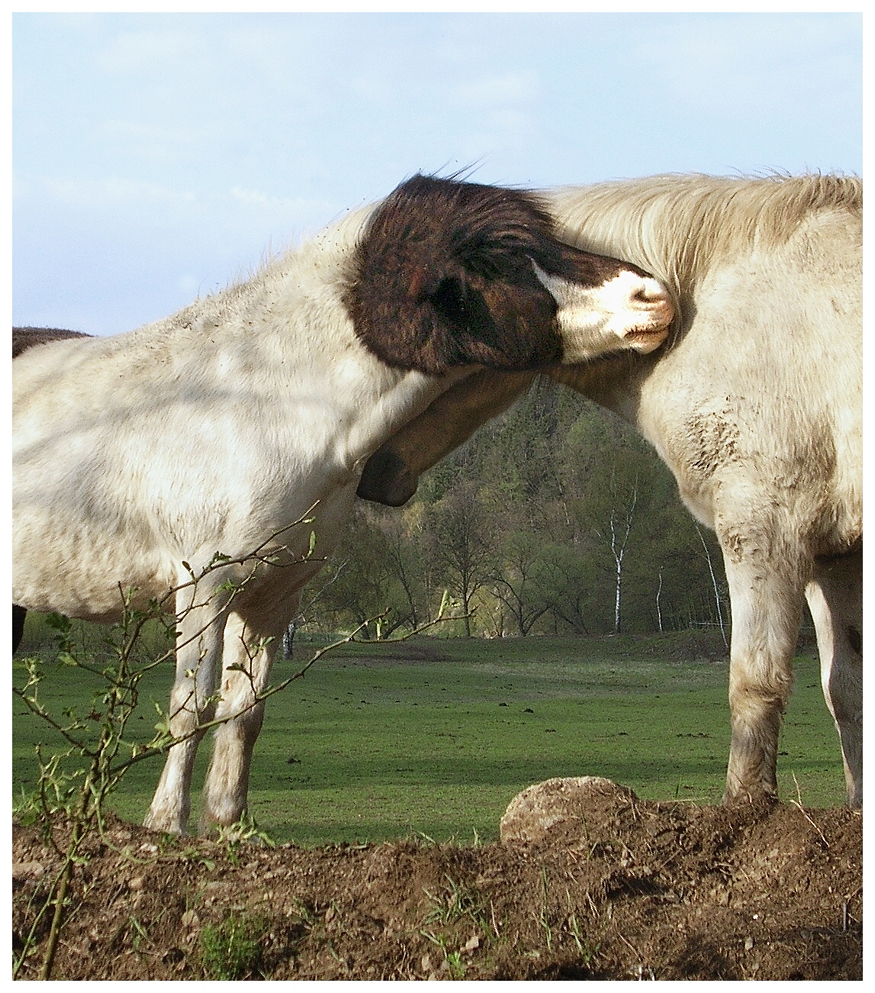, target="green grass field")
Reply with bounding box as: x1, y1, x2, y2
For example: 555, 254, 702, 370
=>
12, 623, 845, 846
